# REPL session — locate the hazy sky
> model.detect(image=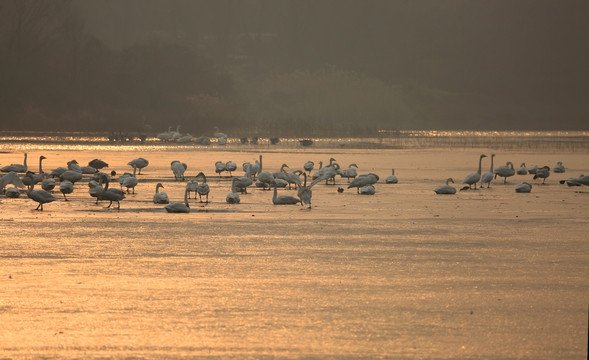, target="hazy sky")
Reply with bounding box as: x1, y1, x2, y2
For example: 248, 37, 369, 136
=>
2, 0, 588, 132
